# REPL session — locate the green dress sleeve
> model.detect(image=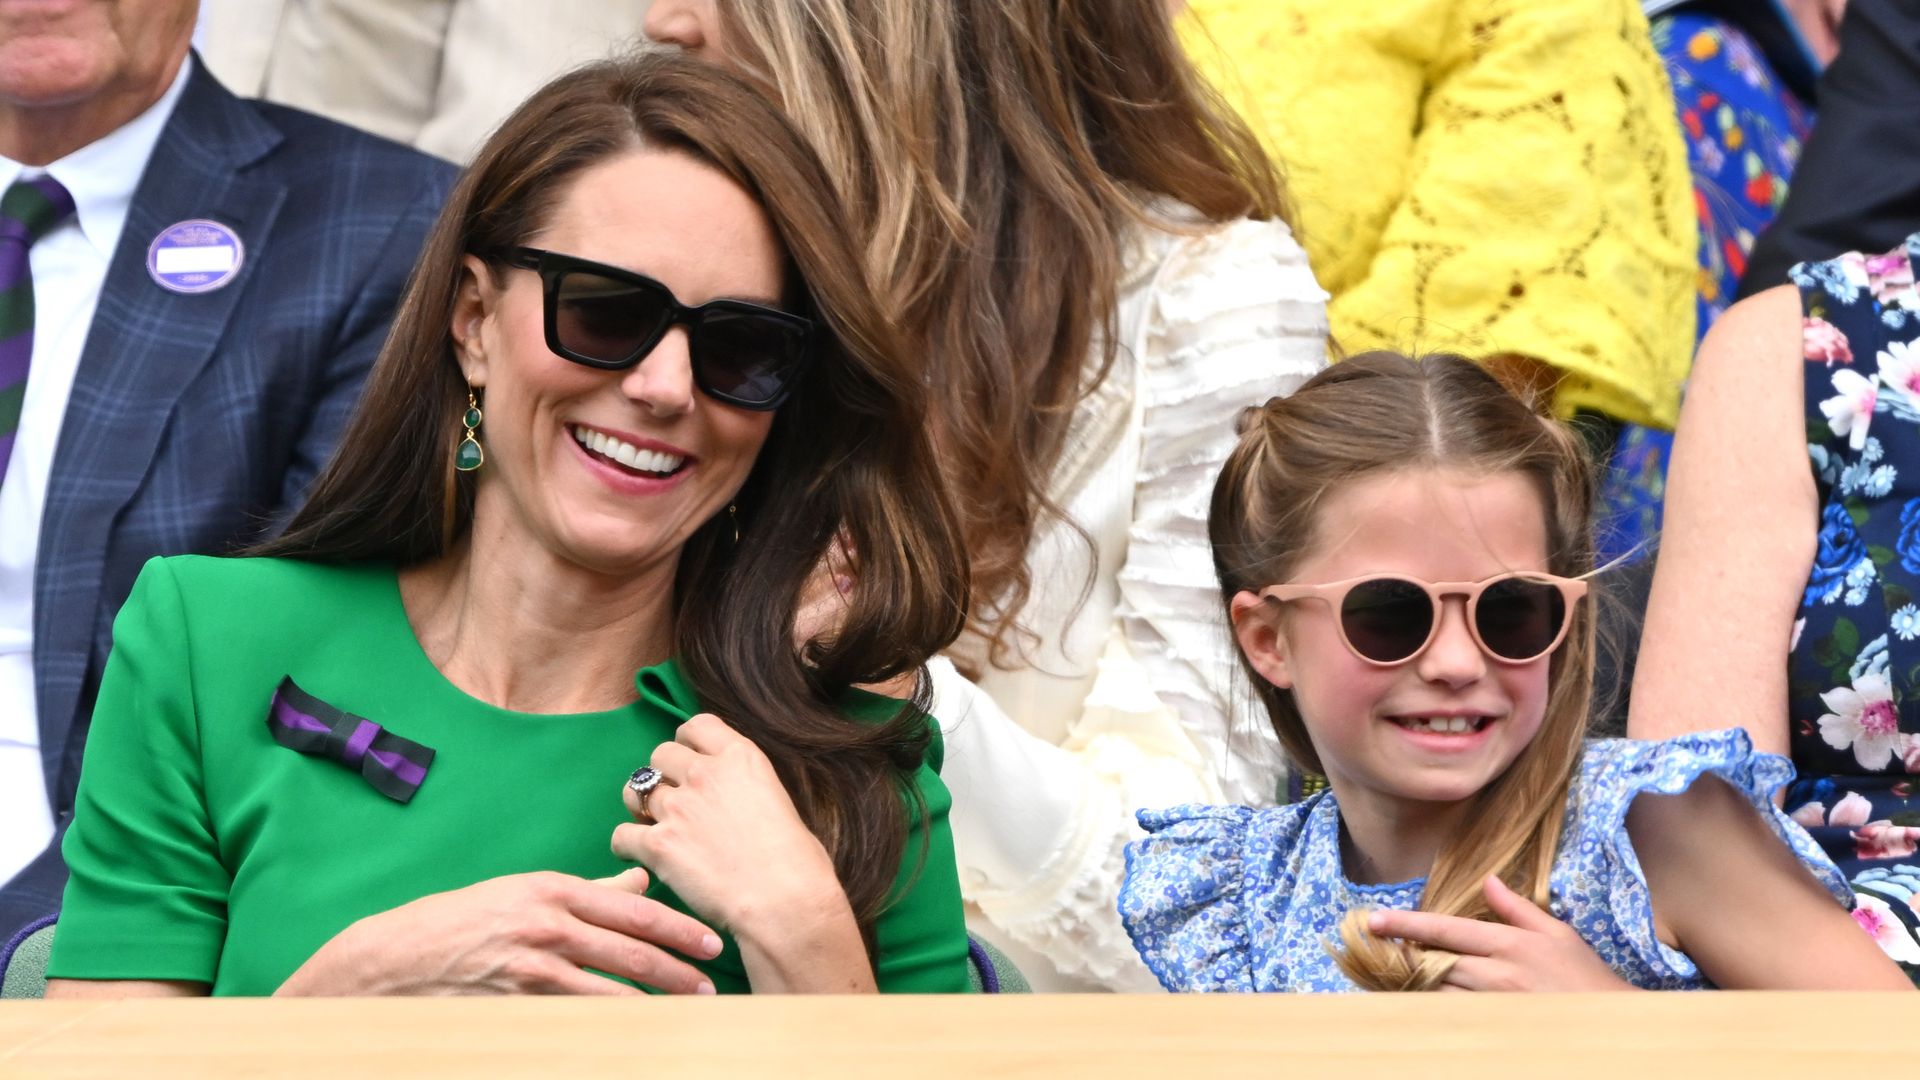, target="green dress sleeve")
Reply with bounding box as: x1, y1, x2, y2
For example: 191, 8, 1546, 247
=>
46, 558, 231, 984
865, 703, 972, 993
